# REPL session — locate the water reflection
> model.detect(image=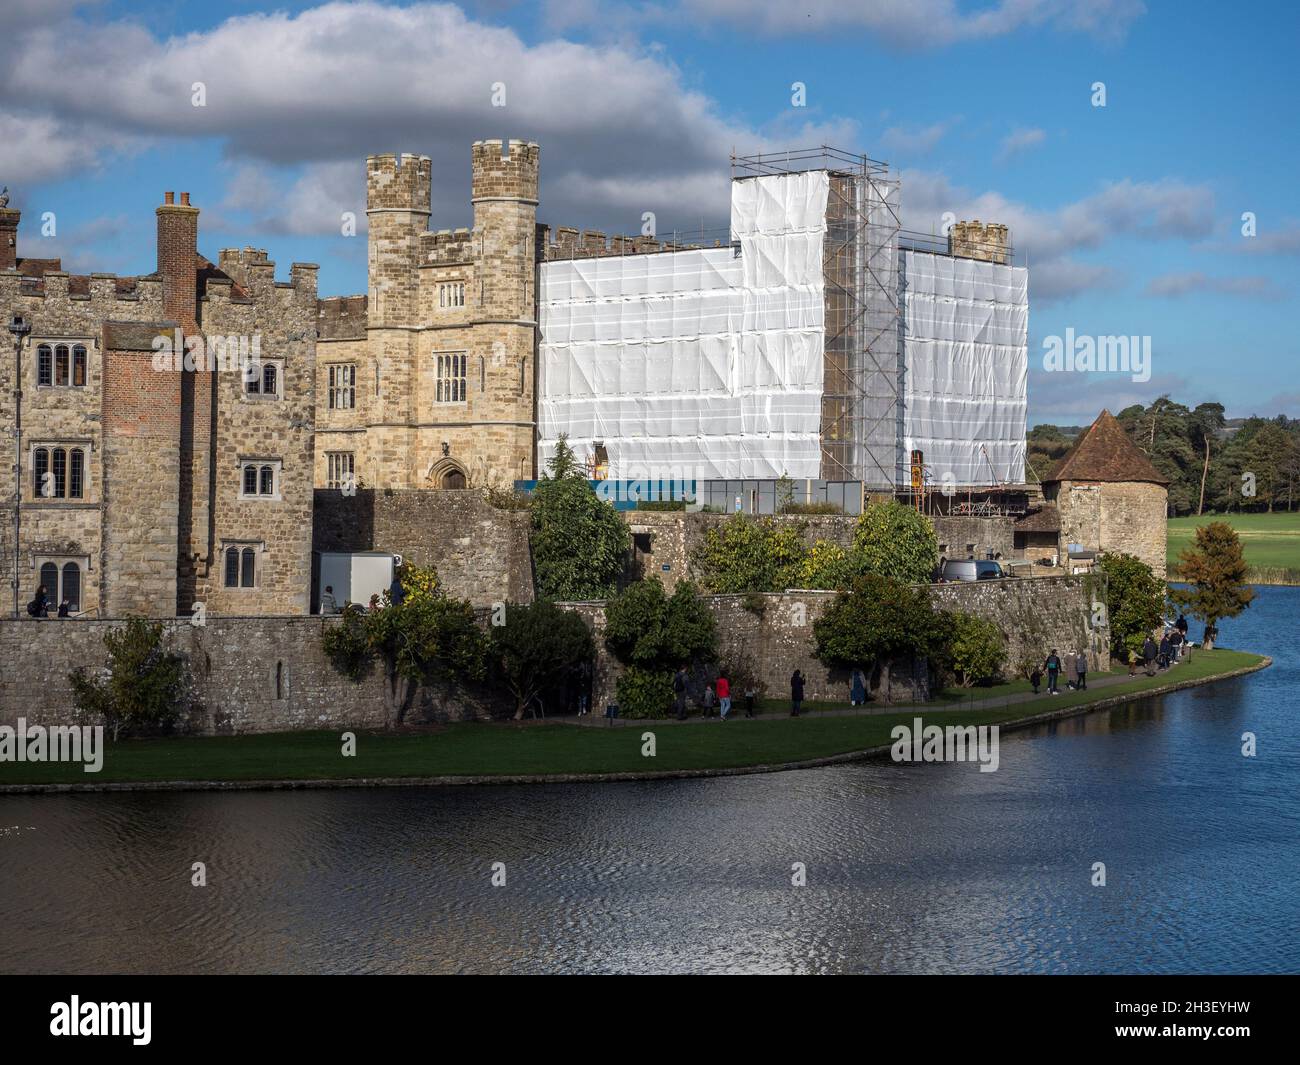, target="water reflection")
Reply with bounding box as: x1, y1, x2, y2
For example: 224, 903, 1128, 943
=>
2, 588, 1296, 974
